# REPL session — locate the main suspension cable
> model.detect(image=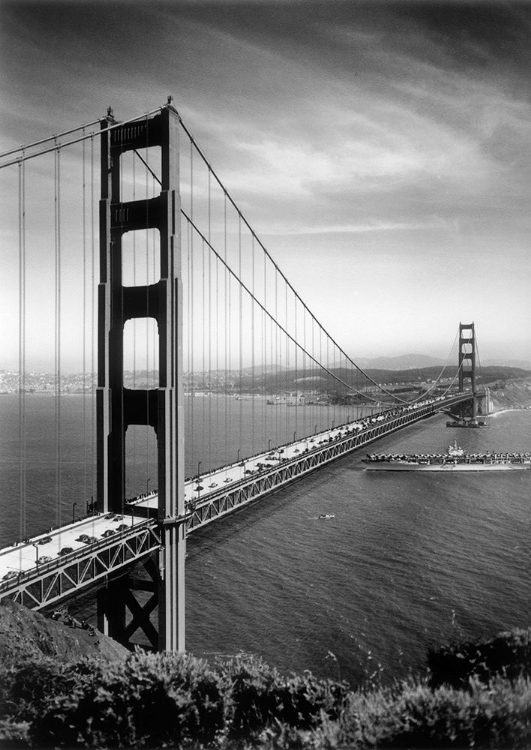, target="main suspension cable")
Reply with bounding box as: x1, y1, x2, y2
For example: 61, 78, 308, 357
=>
0, 107, 164, 169
0, 117, 101, 159
182, 210, 383, 402
177, 114, 406, 403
